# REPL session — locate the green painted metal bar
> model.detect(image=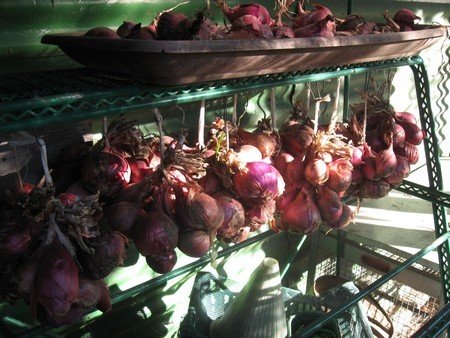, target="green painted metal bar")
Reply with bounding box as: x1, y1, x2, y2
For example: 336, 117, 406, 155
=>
396, 179, 450, 209
410, 59, 450, 304
0, 57, 422, 133
411, 302, 450, 338
292, 230, 450, 337
280, 235, 307, 279
19, 230, 276, 337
